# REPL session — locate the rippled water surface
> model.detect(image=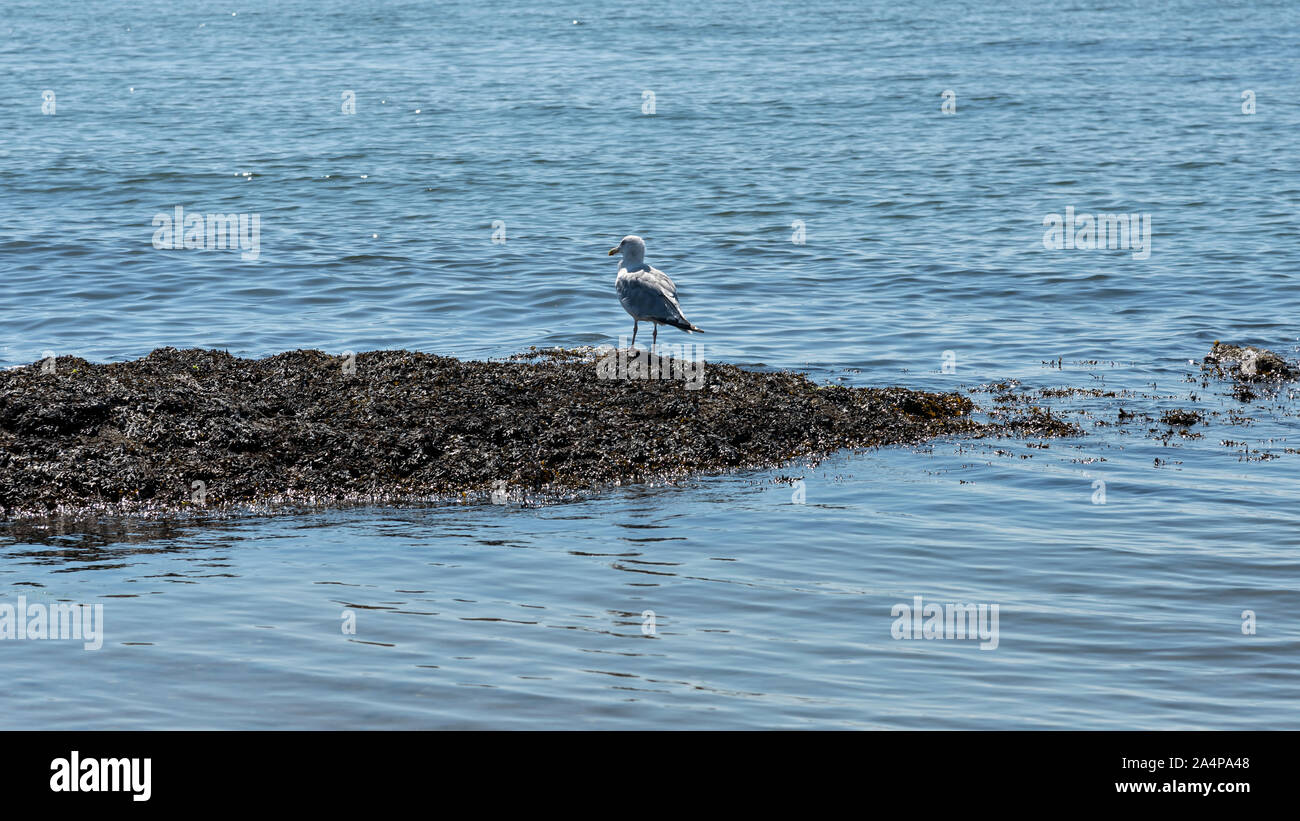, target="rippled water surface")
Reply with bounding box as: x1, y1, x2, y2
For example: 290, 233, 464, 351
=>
2, 0, 1299, 728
